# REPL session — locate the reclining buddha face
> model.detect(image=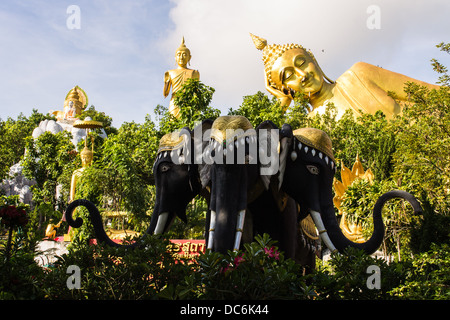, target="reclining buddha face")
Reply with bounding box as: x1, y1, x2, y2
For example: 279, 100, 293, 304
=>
270, 48, 324, 95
